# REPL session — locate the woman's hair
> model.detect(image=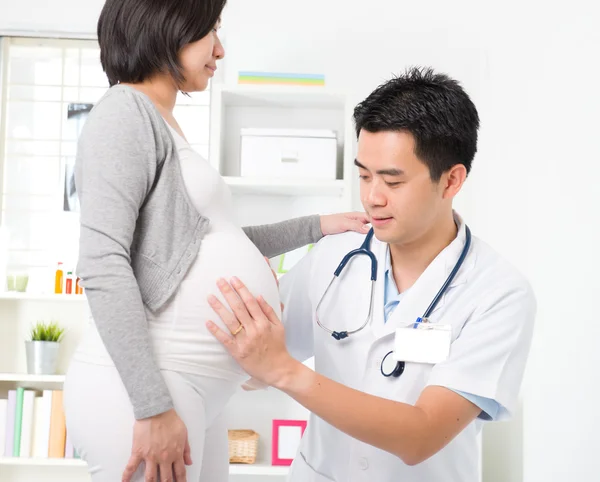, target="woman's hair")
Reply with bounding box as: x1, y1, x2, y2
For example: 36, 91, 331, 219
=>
97, 0, 227, 86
